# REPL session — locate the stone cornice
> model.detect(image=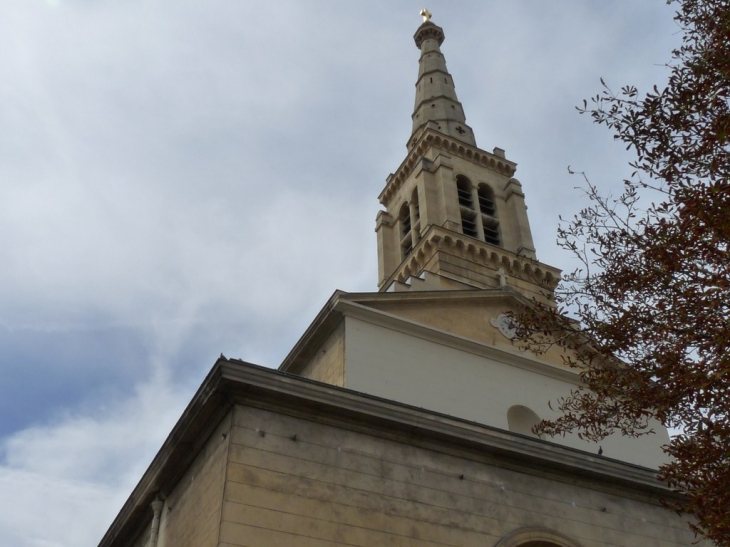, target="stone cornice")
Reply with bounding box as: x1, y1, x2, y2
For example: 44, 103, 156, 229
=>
99, 357, 679, 547
97, 362, 231, 547
412, 93, 462, 117
220, 361, 672, 496
379, 129, 517, 206
278, 289, 344, 374
386, 224, 561, 289
414, 22, 445, 48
